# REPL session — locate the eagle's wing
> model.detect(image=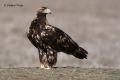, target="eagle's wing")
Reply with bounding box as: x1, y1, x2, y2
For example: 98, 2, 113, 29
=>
33, 24, 87, 59
50, 26, 88, 59
38, 25, 81, 53
53, 27, 79, 53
